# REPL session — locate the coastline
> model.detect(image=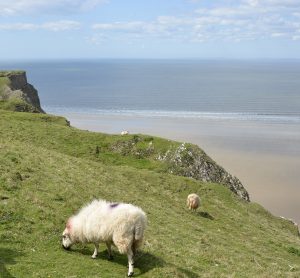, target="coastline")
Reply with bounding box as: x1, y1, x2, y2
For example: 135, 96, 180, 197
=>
48, 111, 300, 224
